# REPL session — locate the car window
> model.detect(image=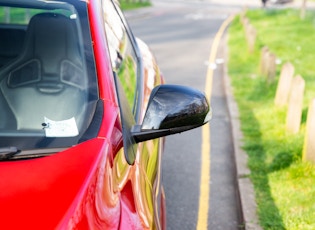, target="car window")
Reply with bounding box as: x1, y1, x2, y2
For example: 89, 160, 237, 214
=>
0, 7, 73, 25
101, 0, 139, 114
0, 1, 98, 150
